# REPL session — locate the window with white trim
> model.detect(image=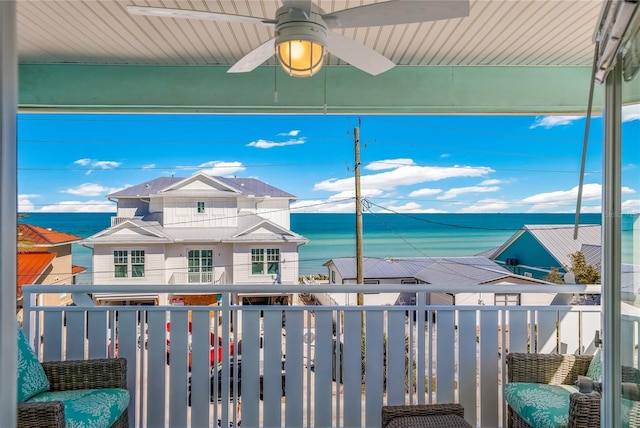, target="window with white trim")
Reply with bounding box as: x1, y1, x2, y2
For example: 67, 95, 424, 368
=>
131, 250, 145, 278
114, 250, 128, 278
197, 201, 205, 213
251, 248, 280, 275
251, 249, 264, 274
267, 249, 280, 274
495, 293, 520, 306
113, 250, 145, 278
